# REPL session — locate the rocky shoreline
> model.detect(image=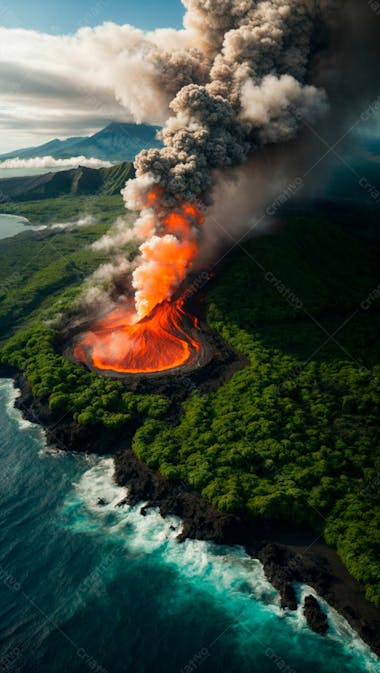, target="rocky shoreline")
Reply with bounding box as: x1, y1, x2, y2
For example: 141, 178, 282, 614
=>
2, 368, 380, 658
113, 448, 380, 655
